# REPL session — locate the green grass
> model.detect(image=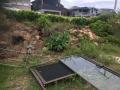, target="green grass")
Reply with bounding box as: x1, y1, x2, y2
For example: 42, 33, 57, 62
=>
0, 64, 26, 90
46, 76, 95, 90
0, 62, 95, 90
